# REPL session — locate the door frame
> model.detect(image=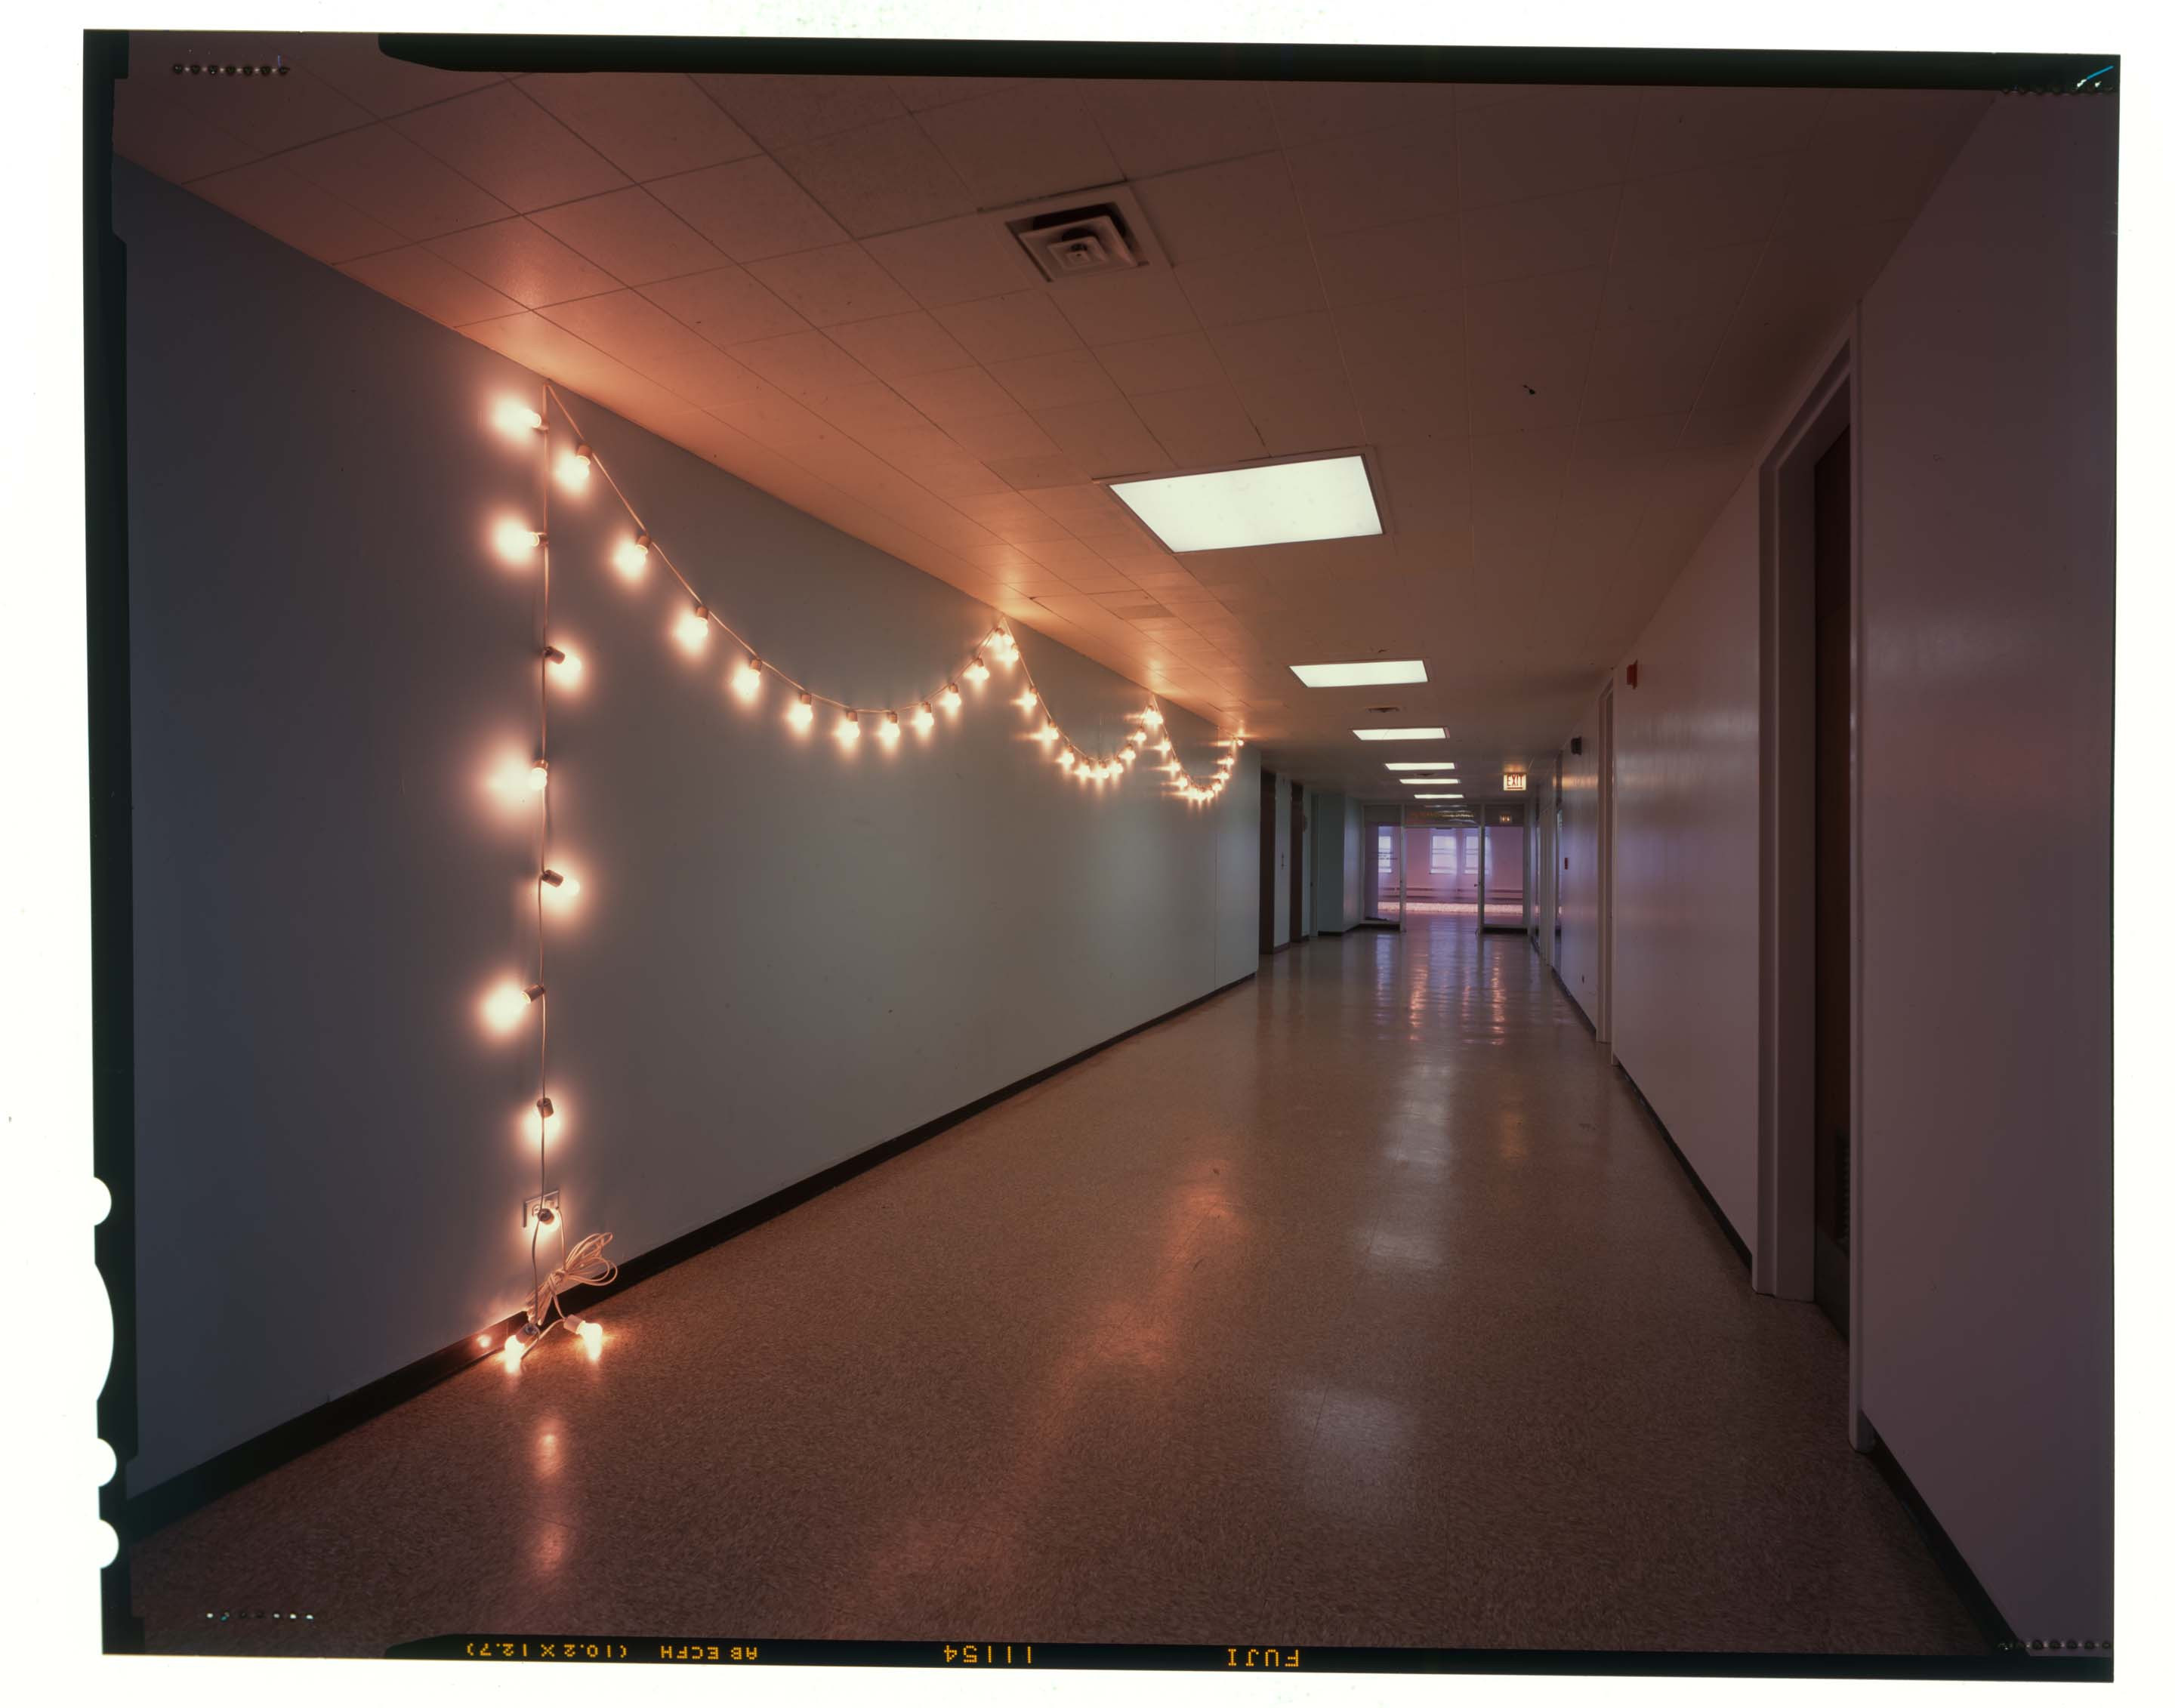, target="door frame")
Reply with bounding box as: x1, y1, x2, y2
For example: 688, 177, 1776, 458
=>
1597, 682, 1616, 1046
1258, 769, 1276, 955
1755, 335, 1865, 1444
